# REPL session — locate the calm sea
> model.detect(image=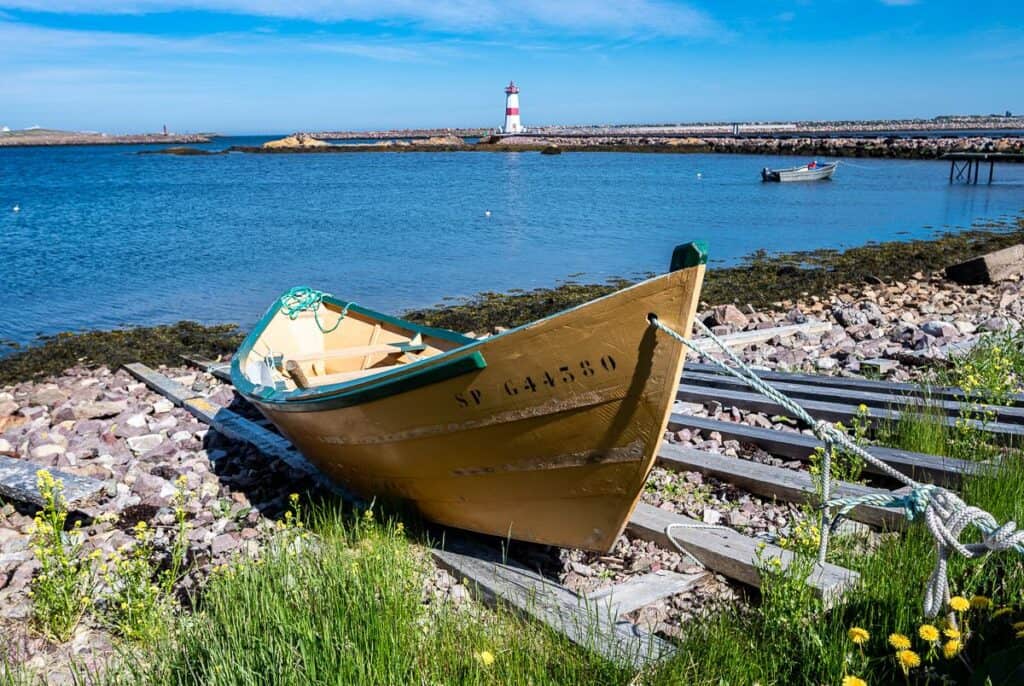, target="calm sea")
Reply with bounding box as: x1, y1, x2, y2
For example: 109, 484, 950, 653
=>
1, 136, 1022, 347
